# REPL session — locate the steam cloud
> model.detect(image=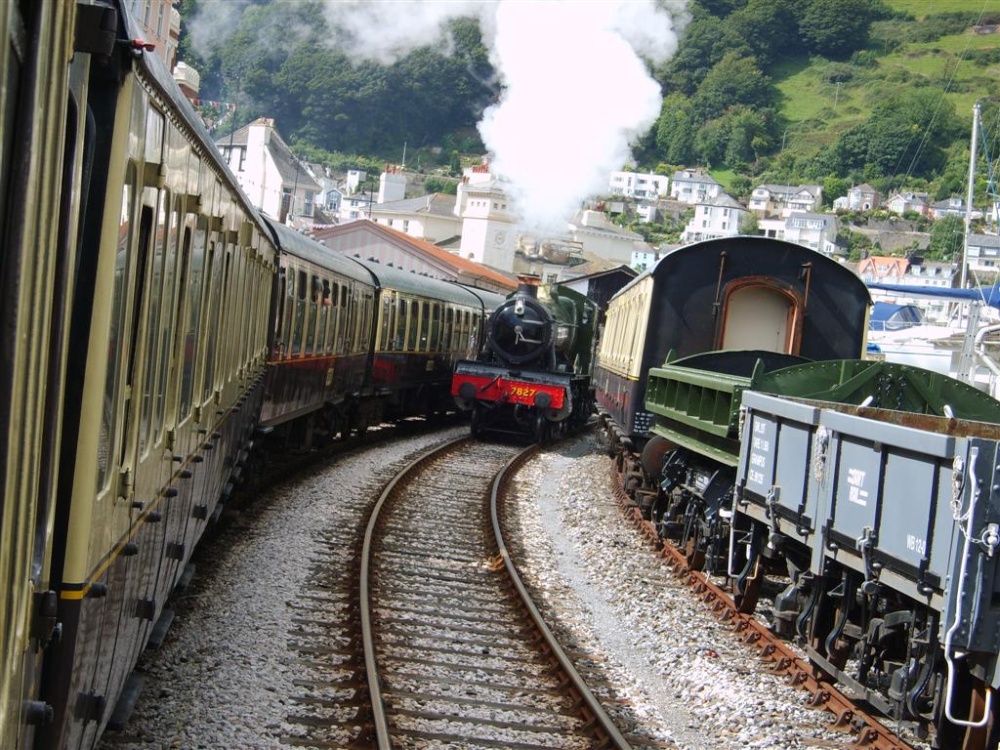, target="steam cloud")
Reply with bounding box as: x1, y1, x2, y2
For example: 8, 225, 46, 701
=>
188, 0, 688, 233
